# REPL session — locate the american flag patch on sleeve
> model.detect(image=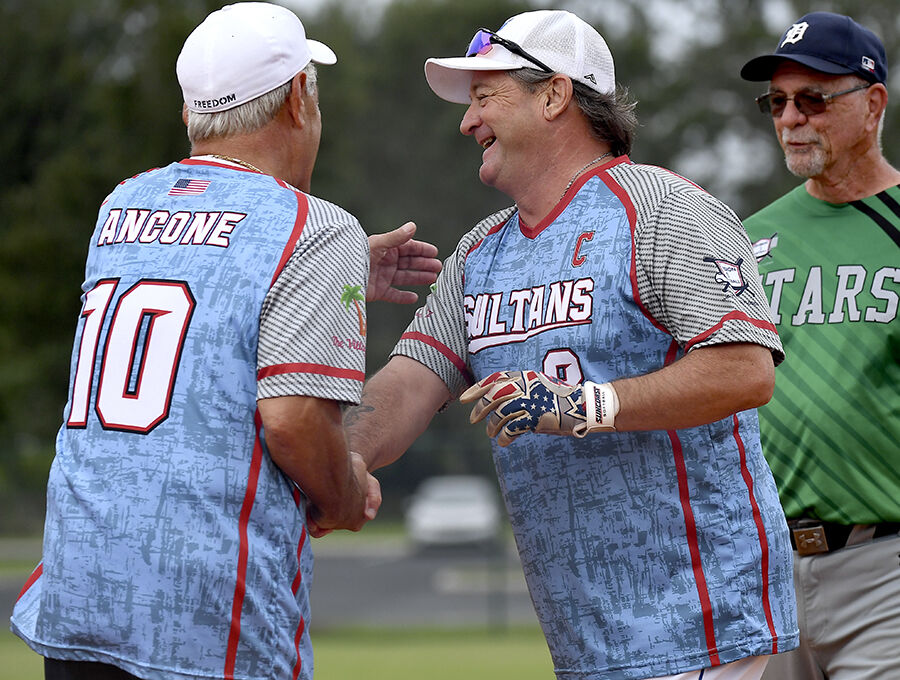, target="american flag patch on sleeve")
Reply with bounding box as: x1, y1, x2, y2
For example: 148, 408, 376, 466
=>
168, 178, 211, 196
